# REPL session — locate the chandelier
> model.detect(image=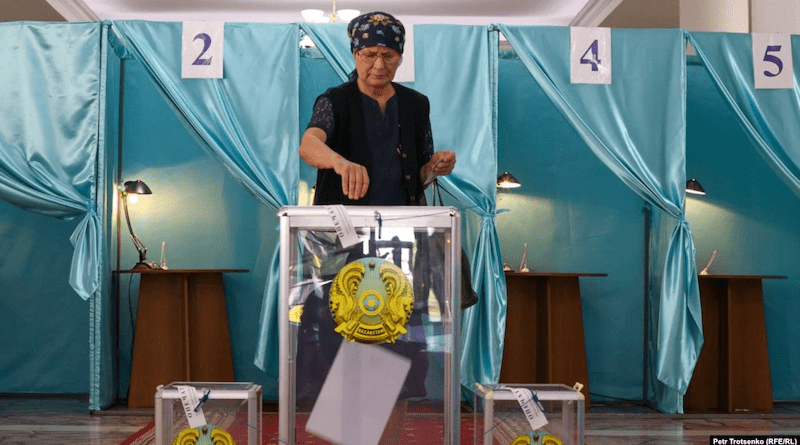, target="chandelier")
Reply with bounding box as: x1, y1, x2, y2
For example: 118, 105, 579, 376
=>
301, 0, 360, 23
